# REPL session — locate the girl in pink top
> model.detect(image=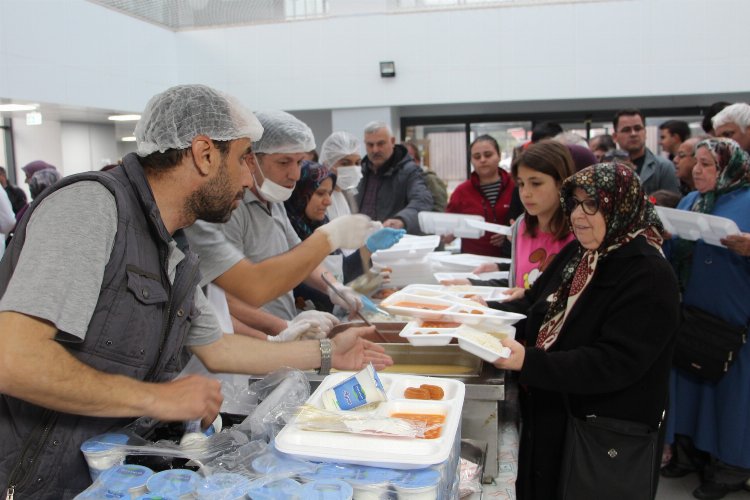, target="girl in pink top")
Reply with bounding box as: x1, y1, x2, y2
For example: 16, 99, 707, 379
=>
508, 141, 577, 292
